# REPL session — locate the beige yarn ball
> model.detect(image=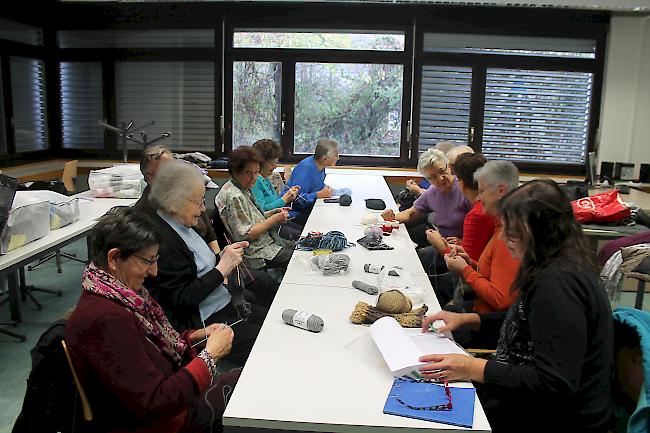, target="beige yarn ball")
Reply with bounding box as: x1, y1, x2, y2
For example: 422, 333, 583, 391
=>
376, 290, 412, 314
